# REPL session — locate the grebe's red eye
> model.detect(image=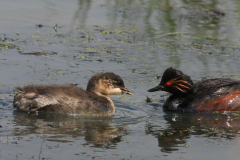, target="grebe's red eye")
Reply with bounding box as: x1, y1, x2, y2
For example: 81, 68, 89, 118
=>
166, 81, 171, 86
